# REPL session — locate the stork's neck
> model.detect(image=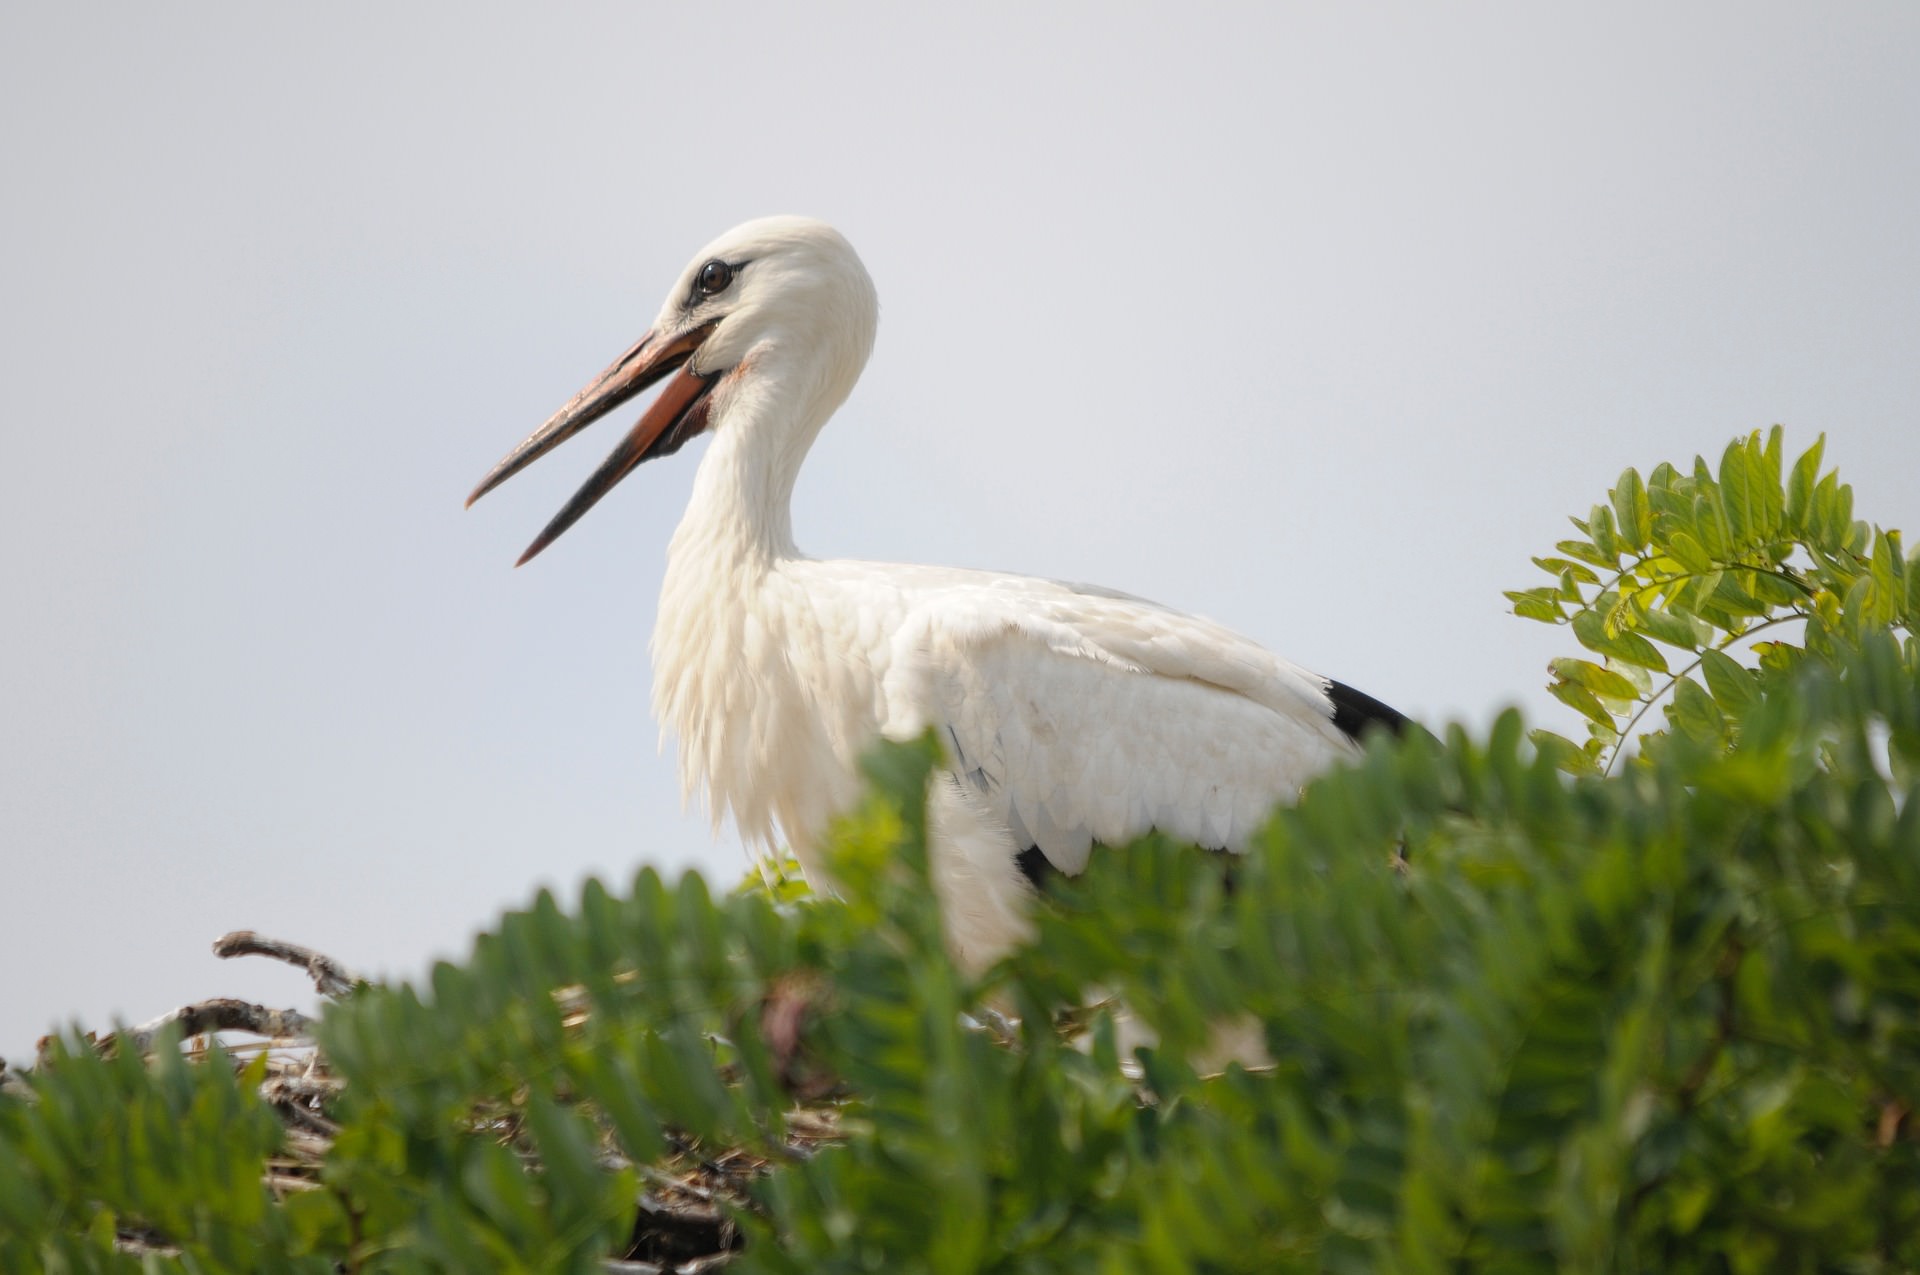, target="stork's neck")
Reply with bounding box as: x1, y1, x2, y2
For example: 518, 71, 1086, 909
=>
669, 336, 857, 570
672, 426, 796, 569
